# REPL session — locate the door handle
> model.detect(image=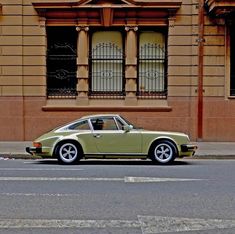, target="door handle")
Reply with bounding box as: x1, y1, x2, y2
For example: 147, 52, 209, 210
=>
94, 134, 102, 138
